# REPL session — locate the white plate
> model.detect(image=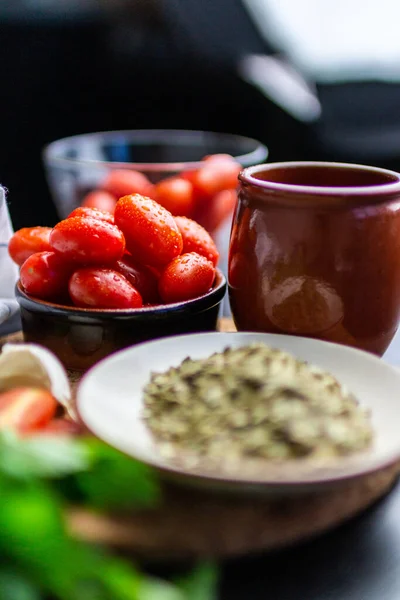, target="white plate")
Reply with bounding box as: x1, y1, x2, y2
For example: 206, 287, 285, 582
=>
77, 332, 400, 495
